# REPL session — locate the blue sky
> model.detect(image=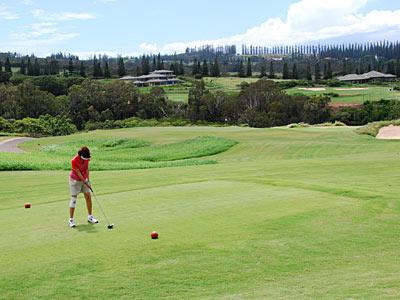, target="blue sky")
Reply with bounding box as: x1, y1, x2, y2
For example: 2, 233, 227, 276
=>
0, 0, 399, 58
